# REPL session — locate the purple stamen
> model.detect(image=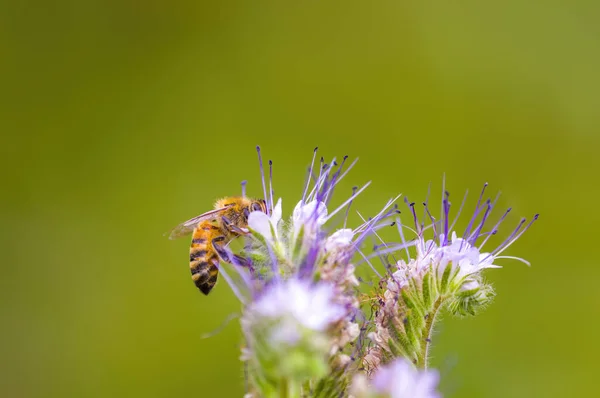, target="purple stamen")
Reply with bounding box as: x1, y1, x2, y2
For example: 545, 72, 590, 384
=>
460, 183, 488, 251
330, 157, 359, 191
448, 189, 469, 234
395, 217, 411, 259
422, 202, 438, 241
355, 203, 400, 235
316, 156, 324, 194
301, 147, 318, 202
478, 207, 512, 250
493, 214, 539, 256
483, 217, 527, 261
468, 199, 492, 245
356, 249, 383, 278
442, 194, 450, 246
256, 146, 270, 215
352, 195, 400, 238
343, 186, 358, 229
325, 181, 372, 223
324, 155, 348, 205
422, 183, 432, 232
307, 157, 334, 202
315, 162, 332, 203
268, 160, 274, 214
358, 241, 416, 263
357, 211, 399, 266
404, 198, 420, 236
241, 180, 247, 197
371, 236, 396, 276
440, 174, 446, 236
